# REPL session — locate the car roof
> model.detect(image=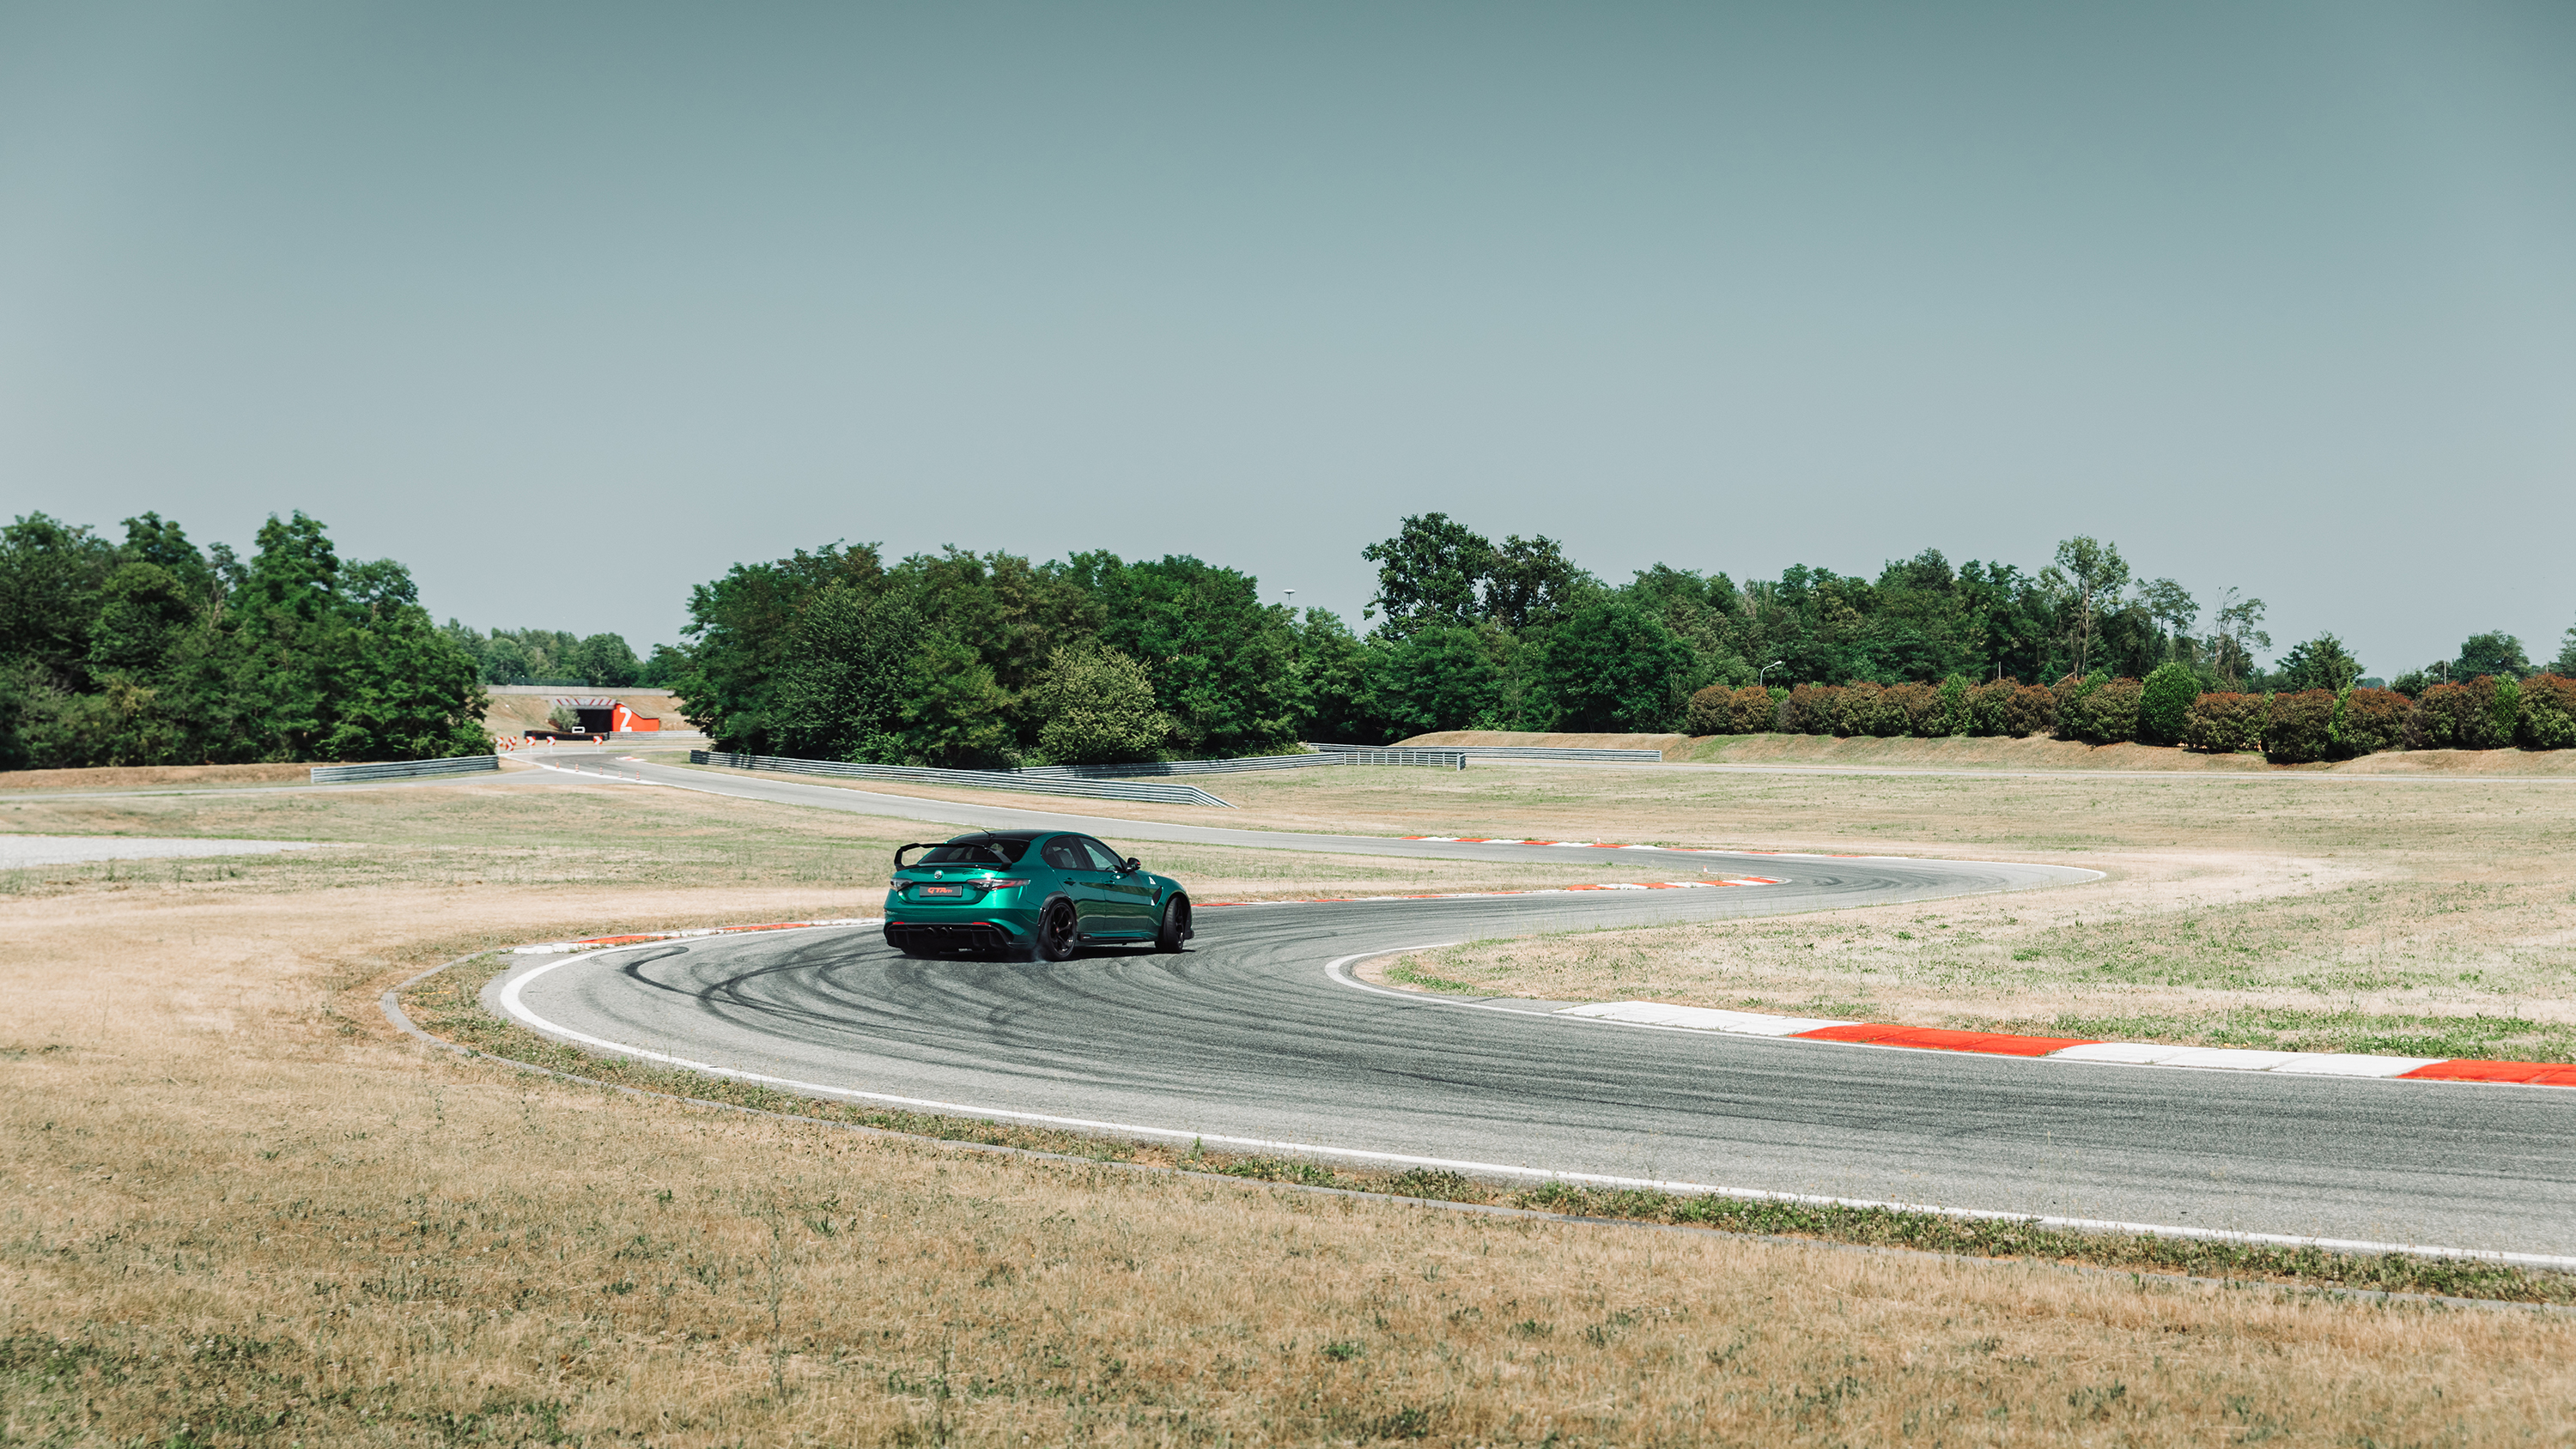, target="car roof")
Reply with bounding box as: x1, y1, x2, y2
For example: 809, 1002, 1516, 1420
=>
944, 830, 1048, 843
